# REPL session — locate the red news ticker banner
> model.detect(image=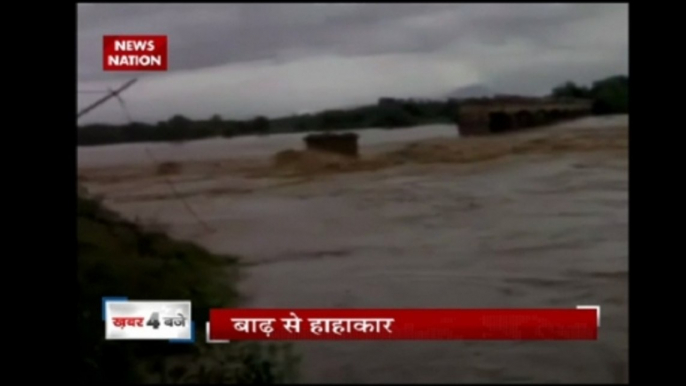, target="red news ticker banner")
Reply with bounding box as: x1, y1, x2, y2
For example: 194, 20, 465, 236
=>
103, 35, 168, 71
208, 307, 599, 341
